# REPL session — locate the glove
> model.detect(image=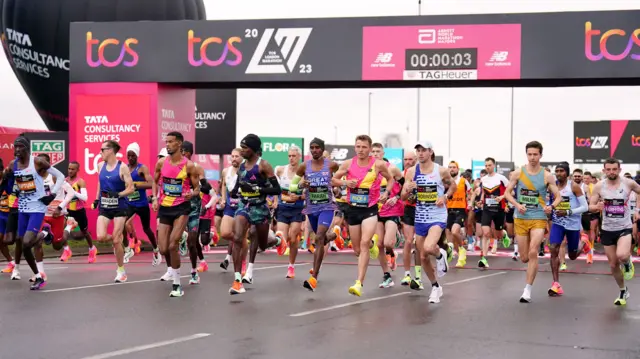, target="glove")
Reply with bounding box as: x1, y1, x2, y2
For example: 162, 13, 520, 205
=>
148, 196, 154, 204
240, 182, 258, 193
92, 199, 99, 209
107, 191, 120, 198
200, 179, 211, 195
200, 206, 207, 216
39, 194, 56, 205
